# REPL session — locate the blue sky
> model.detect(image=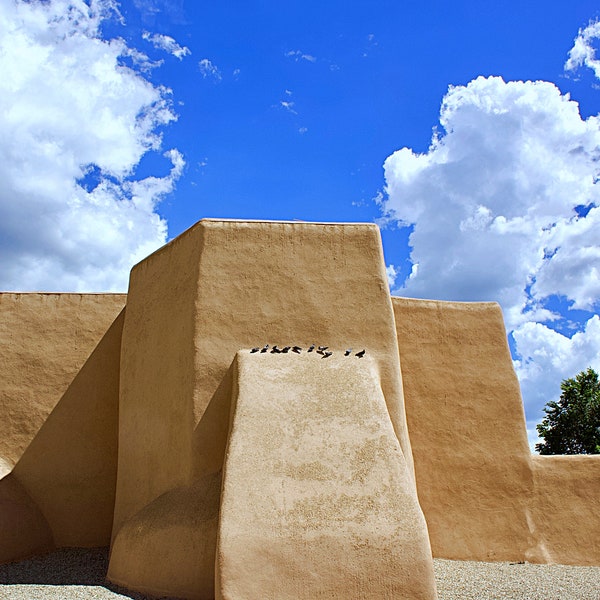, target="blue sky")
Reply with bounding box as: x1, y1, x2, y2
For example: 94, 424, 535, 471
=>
1, 0, 600, 448
113, 1, 600, 234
